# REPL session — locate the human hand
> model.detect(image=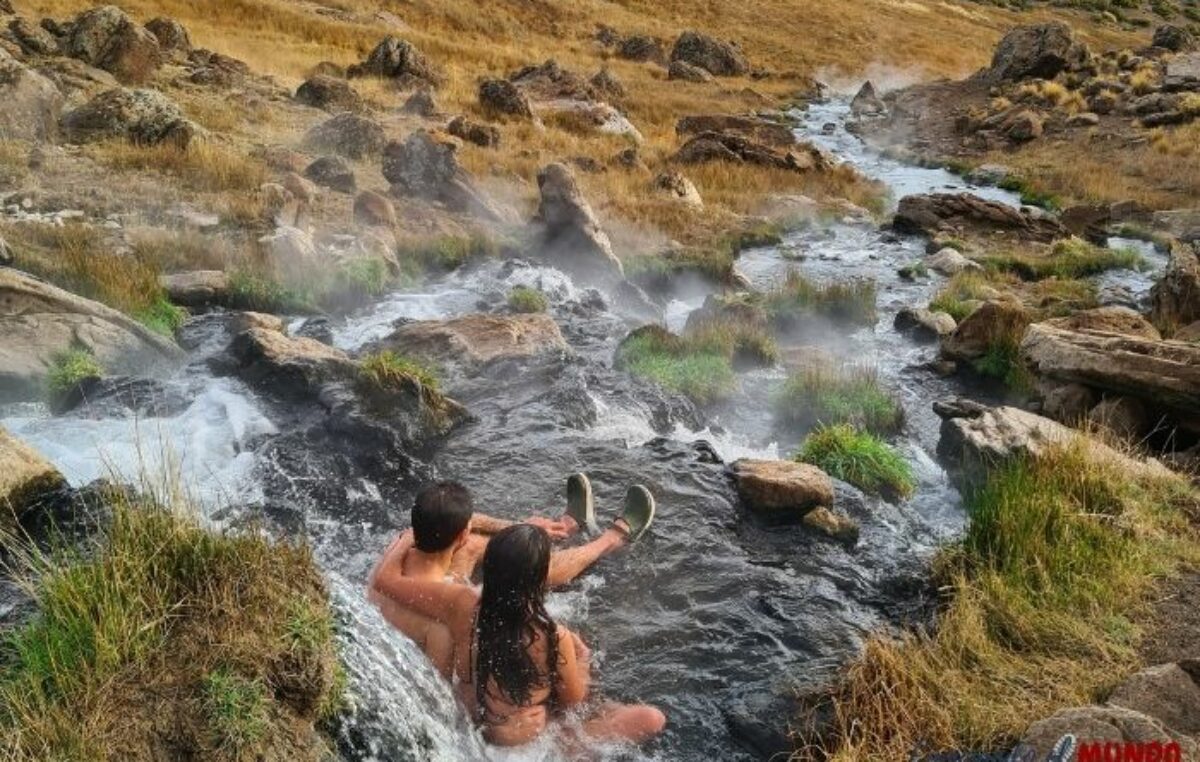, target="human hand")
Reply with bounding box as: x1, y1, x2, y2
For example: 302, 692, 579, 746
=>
525, 516, 572, 541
